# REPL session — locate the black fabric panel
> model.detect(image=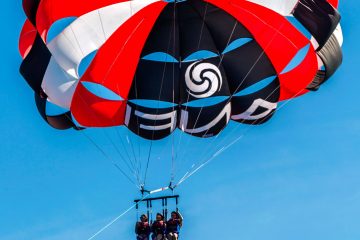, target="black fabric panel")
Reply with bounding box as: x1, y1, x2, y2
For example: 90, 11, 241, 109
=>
126, 102, 178, 140
317, 33, 343, 79
190, 1, 275, 97
23, 0, 41, 26
130, 4, 180, 103
178, 2, 219, 59
293, 0, 341, 49
180, 58, 230, 103
177, 2, 232, 103
129, 60, 180, 103
179, 100, 230, 138
190, 0, 253, 53
140, 4, 179, 58
222, 41, 277, 94
132, 1, 257, 104
231, 78, 280, 125
35, 93, 78, 130
307, 33, 343, 91
307, 70, 326, 91
20, 34, 51, 95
